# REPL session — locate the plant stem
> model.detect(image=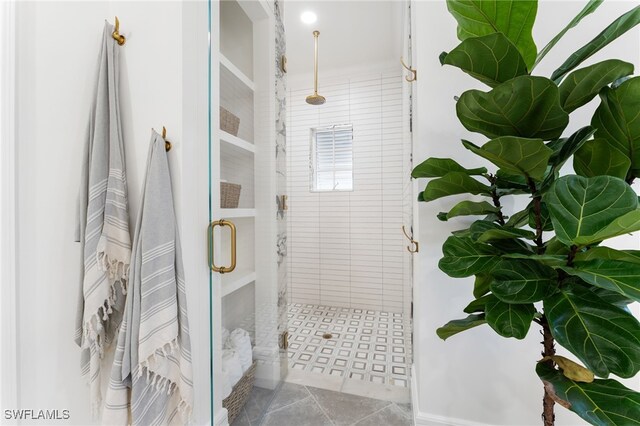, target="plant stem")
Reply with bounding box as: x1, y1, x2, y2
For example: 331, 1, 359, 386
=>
486, 174, 506, 225
527, 179, 544, 254
491, 189, 506, 226
541, 315, 556, 426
